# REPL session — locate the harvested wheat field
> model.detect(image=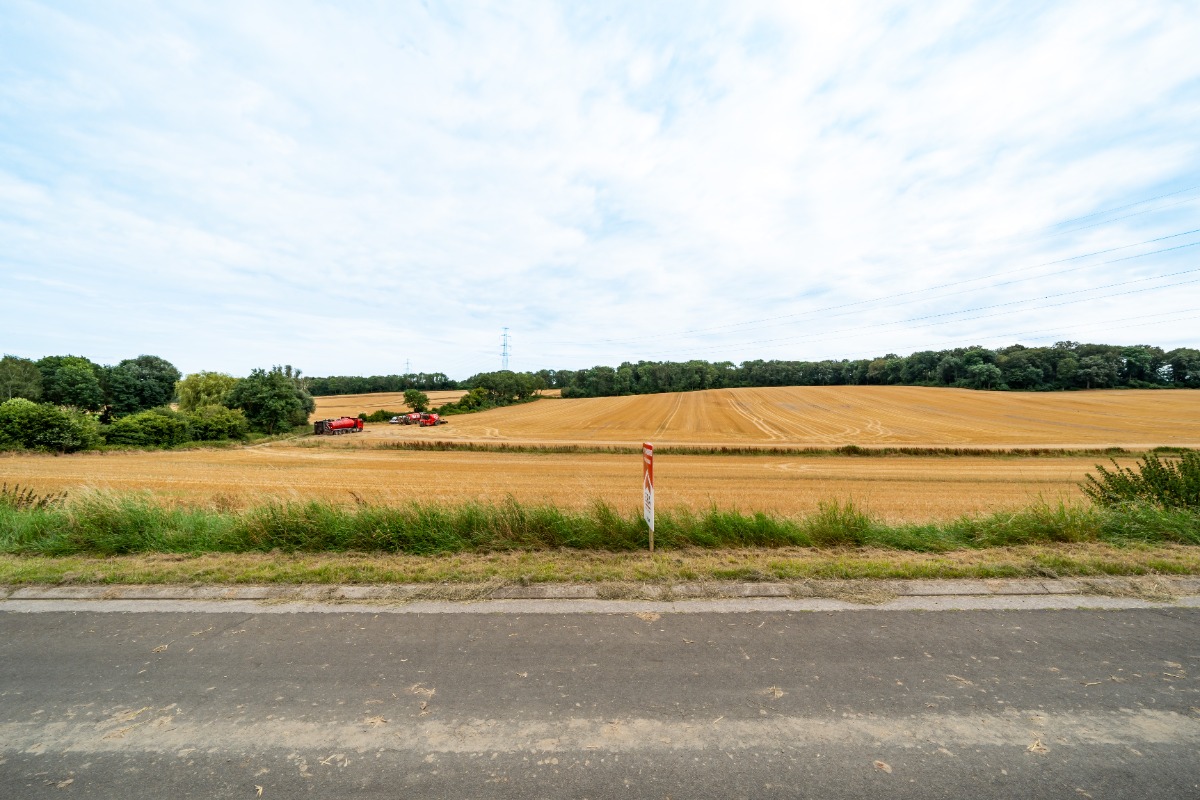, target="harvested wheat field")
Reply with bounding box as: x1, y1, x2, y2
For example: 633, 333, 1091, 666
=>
310, 388, 562, 420
0, 448, 1136, 521
321, 386, 1200, 449
310, 390, 467, 419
